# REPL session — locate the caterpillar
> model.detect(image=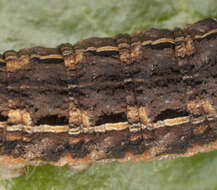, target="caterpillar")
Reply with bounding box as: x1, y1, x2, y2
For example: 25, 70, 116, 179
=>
0, 18, 216, 178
